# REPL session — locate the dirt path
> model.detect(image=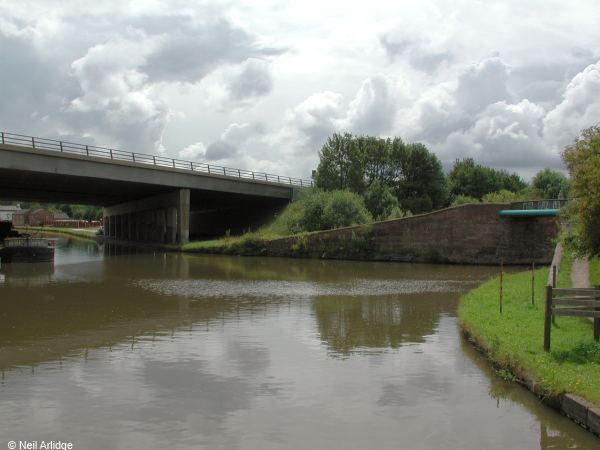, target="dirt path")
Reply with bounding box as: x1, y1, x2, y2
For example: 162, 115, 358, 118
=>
571, 255, 590, 288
